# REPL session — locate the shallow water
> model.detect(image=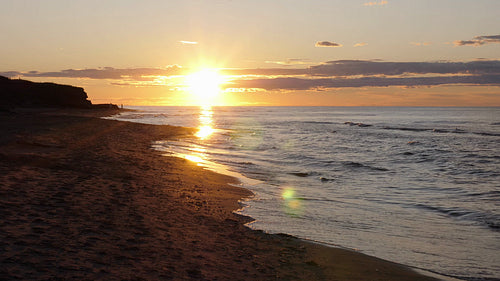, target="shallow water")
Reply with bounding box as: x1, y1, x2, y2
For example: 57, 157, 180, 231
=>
109, 106, 500, 280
